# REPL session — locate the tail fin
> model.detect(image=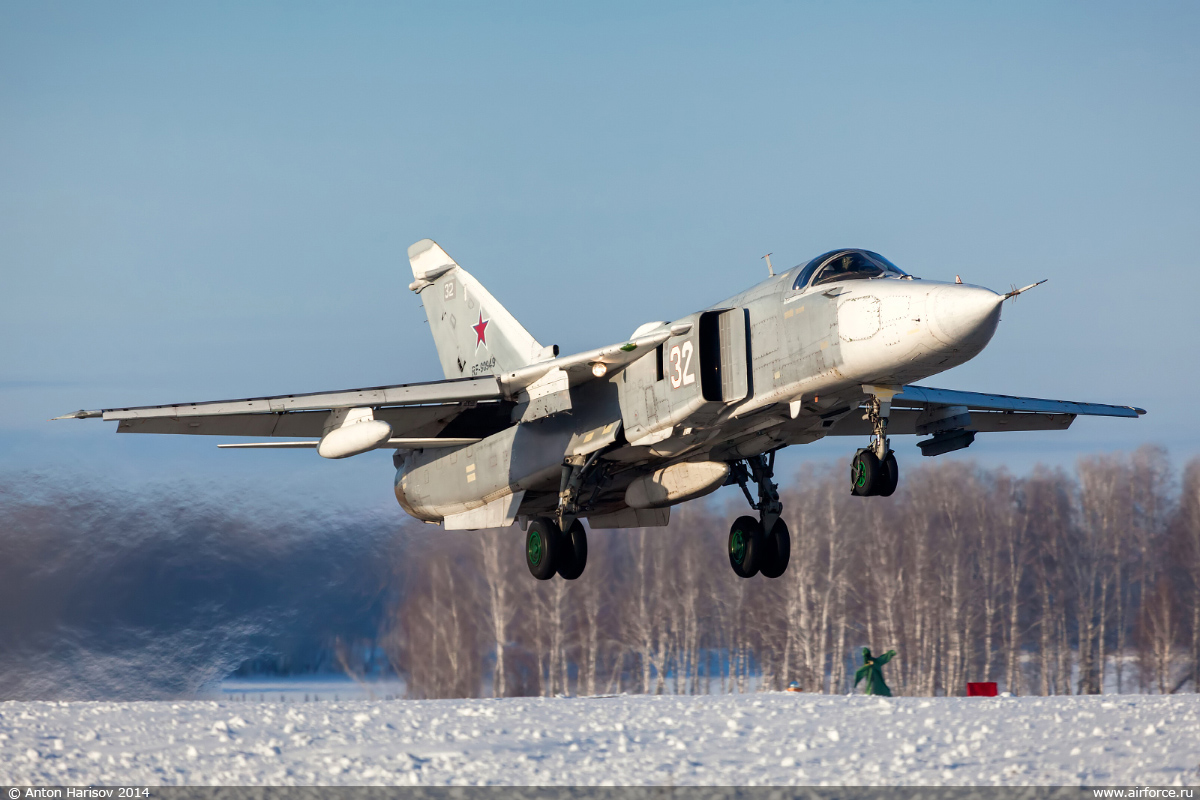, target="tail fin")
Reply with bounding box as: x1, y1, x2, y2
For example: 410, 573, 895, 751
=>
408, 239, 552, 379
